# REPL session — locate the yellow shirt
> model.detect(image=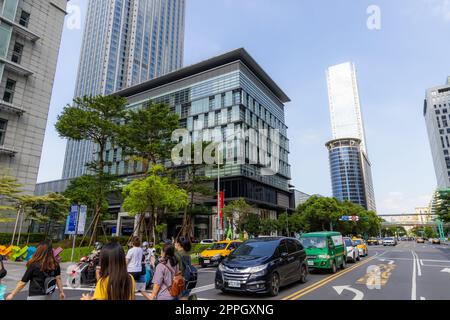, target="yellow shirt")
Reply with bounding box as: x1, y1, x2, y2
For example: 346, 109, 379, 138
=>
93, 276, 136, 300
